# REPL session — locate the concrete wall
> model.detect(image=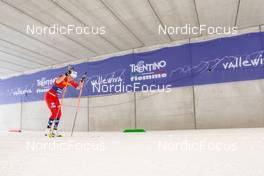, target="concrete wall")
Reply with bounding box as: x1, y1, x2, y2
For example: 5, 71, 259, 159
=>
0, 103, 21, 130
136, 88, 195, 130
21, 100, 49, 130
60, 97, 89, 131
195, 80, 264, 129
89, 93, 135, 131
1, 79, 264, 131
